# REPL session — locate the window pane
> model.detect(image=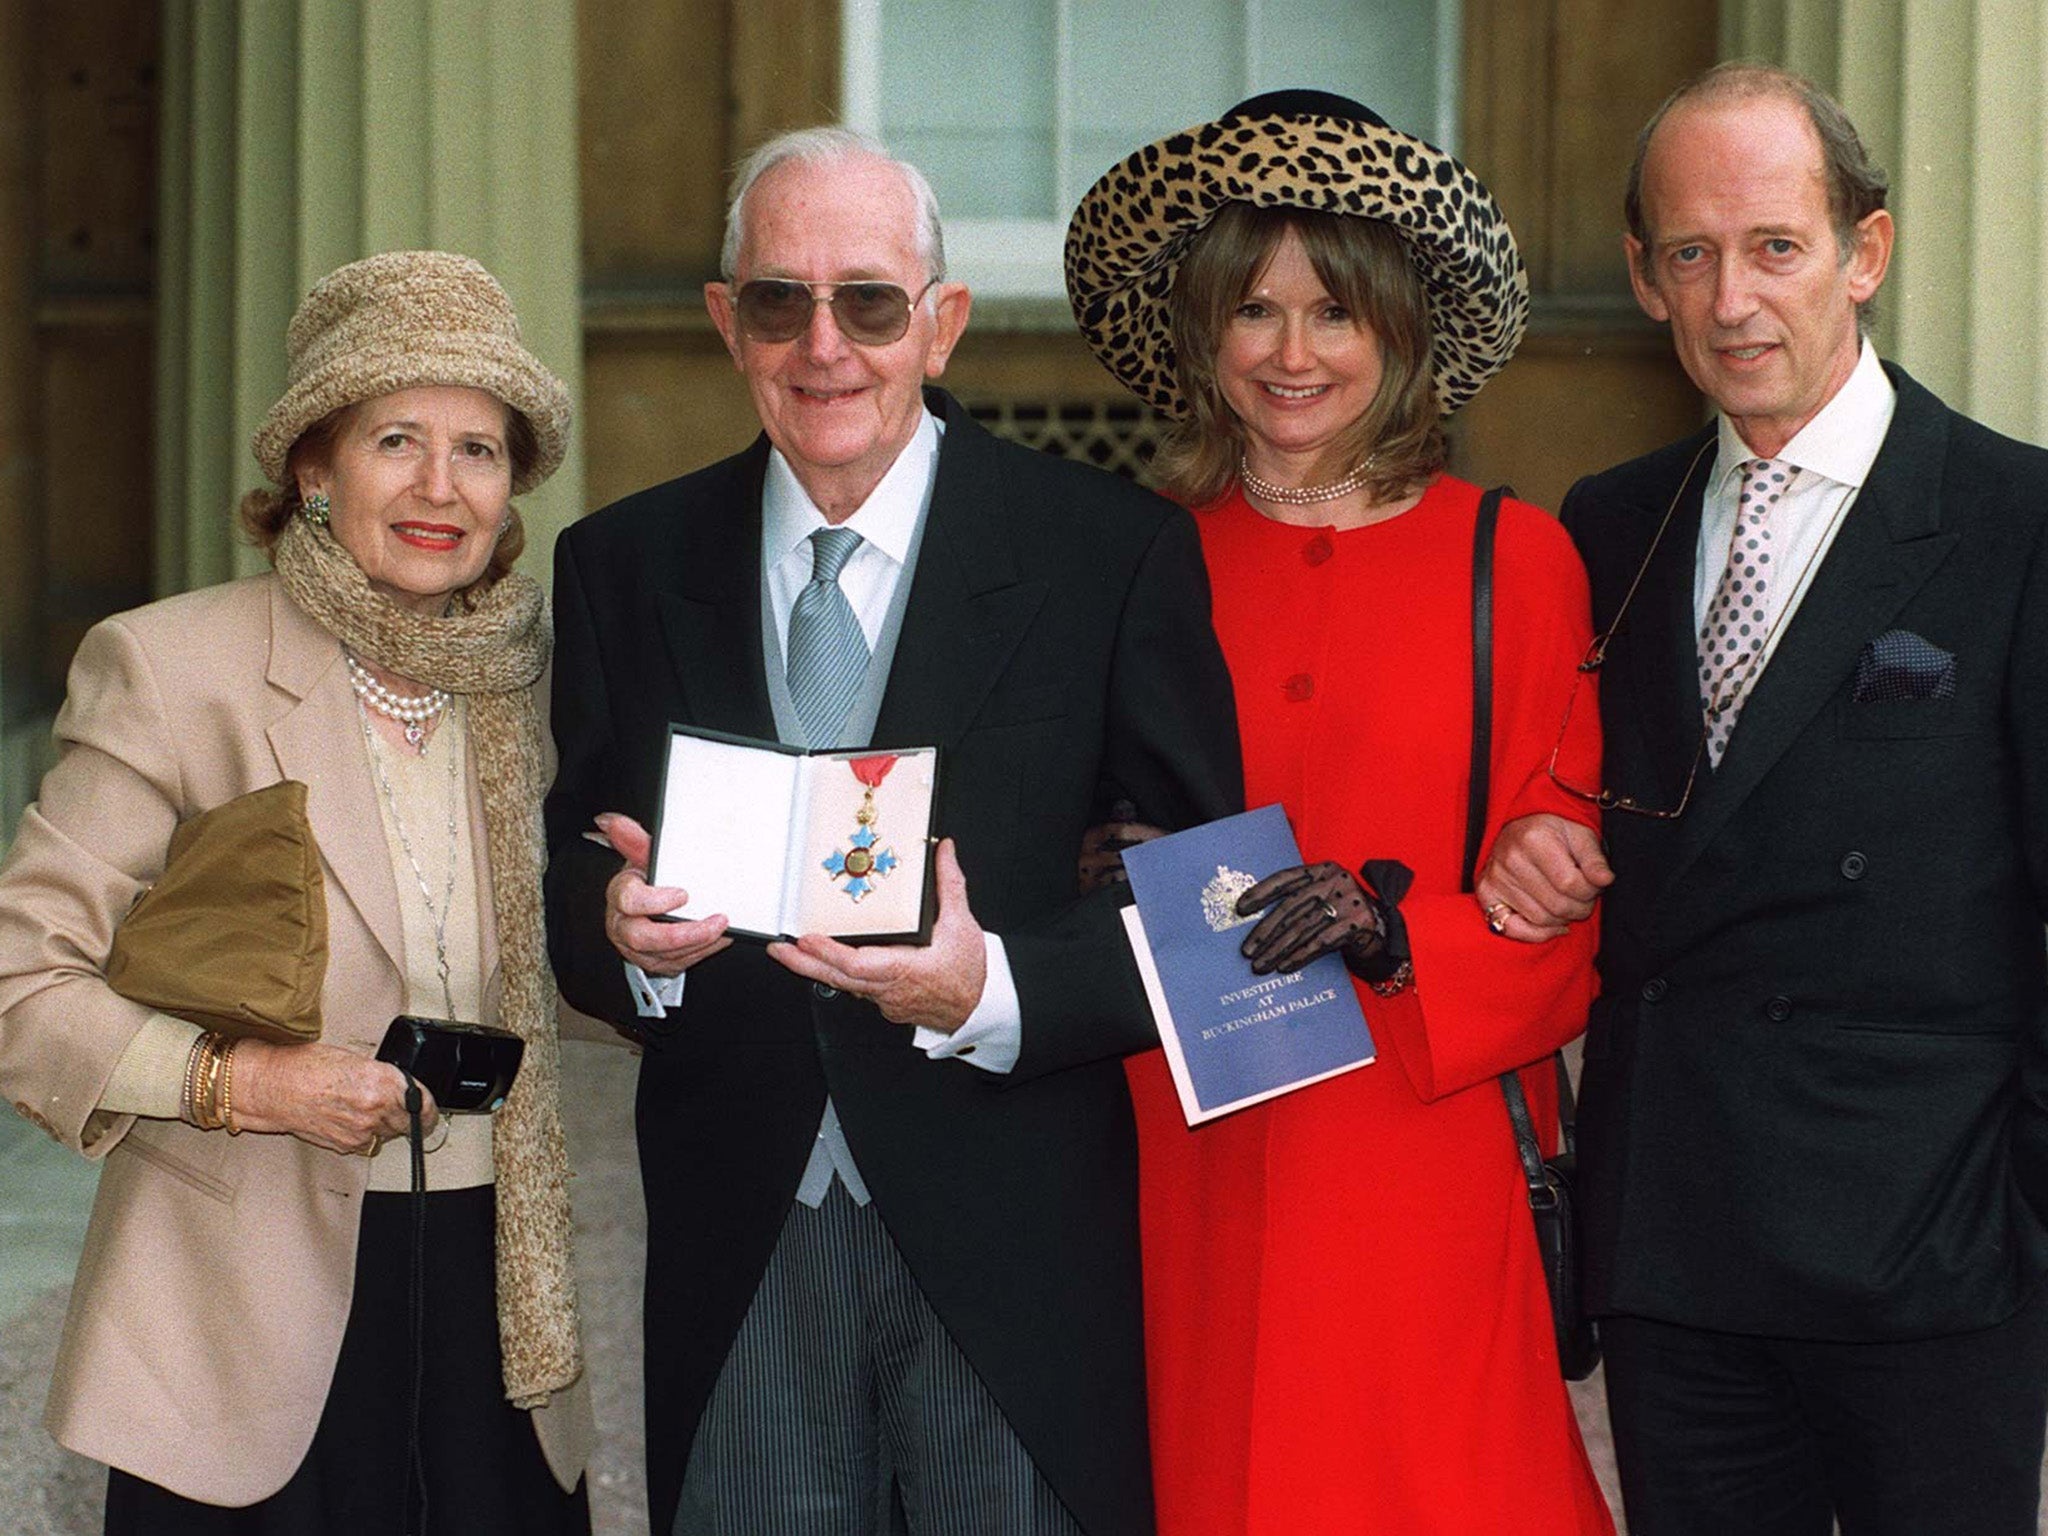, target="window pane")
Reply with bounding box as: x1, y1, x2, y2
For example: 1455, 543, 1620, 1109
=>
1254, 0, 1450, 150
859, 0, 1460, 296
879, 0, 1057, 219
1062, 1, 1247, 209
